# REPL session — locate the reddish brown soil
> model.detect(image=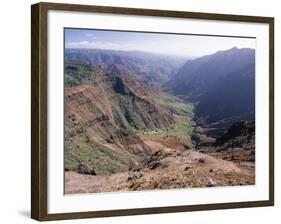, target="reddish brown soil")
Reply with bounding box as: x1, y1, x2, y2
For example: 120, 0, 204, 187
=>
65, 147, 254, 194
